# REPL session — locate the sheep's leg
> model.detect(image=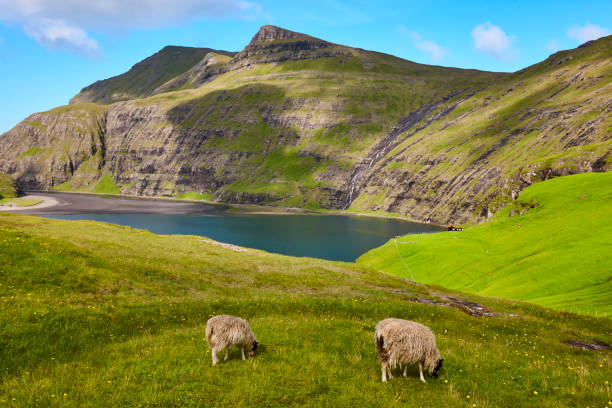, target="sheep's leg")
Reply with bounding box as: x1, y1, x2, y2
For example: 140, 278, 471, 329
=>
418, 362, 426, 383
381, 362, 388, 382
387, 365, 394, 379
241, 347, 246, 360
212, 348, 219, 366
224, 347, 230, 361
403, 365, 407, 377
